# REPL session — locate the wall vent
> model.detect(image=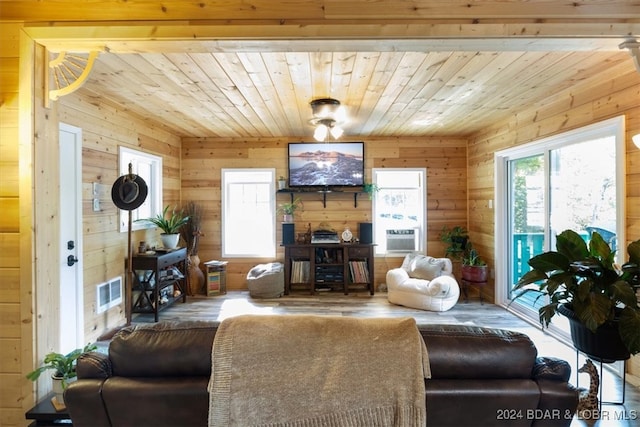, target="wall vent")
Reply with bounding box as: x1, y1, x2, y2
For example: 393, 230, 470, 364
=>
97, 276, 122, 314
